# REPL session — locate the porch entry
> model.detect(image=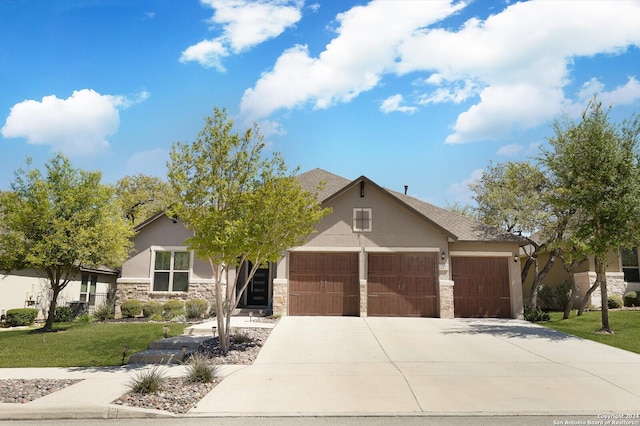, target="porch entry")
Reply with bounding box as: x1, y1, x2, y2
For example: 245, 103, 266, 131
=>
237, 262, 271, 308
